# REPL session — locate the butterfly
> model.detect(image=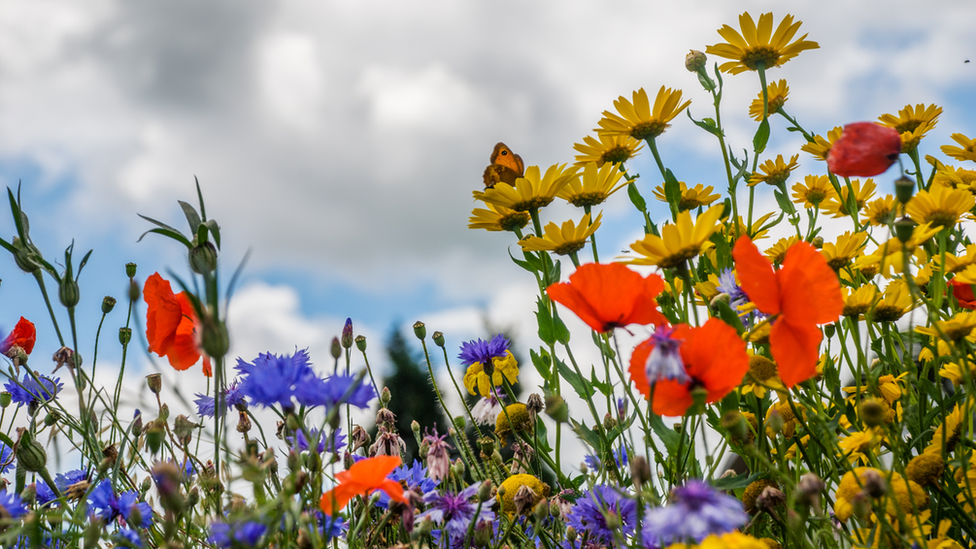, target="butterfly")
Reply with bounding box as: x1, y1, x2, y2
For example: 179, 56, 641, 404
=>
482, 142, 524, 189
